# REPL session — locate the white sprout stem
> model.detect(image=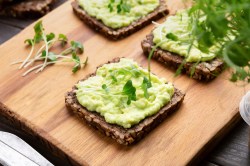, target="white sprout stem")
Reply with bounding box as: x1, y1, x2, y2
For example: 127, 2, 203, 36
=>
152, 21, 161, 26
19, 44, 35, 69
23, 54, 43, 68
39, 34, 49, 72
56, 55, 72, 59
11, 57, 44, 65
22, 60, 60, 77
36, 40, 55, 55
17, 39, 55, 68
59, 47, 72, 55
23, 43, 55, 68
22, 63, 43, 77
11, 59, 34, 65
34, 59, 66, 74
